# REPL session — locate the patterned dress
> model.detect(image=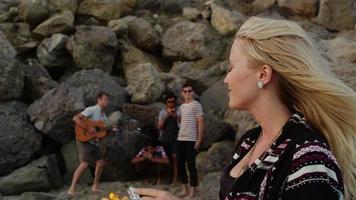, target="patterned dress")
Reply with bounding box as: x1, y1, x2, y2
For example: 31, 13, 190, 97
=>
220, 114, 344, 200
